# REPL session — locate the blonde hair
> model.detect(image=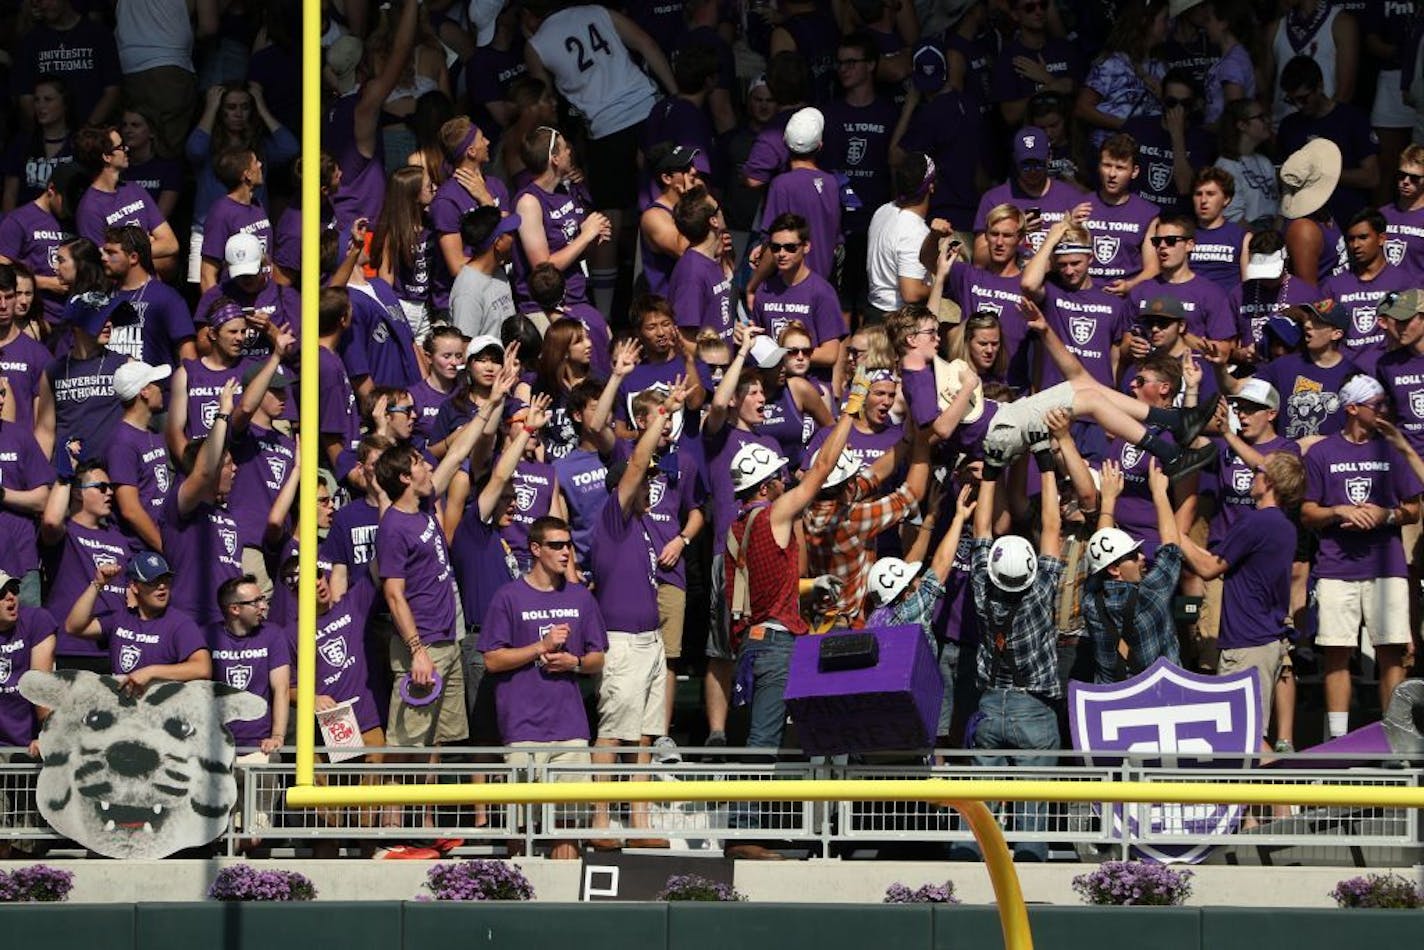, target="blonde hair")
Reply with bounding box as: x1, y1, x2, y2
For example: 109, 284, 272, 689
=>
985, 203, 1025, 232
